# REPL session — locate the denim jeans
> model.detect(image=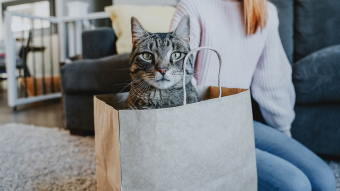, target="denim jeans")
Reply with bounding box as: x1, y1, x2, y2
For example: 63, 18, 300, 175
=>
254, 121, 336, 191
